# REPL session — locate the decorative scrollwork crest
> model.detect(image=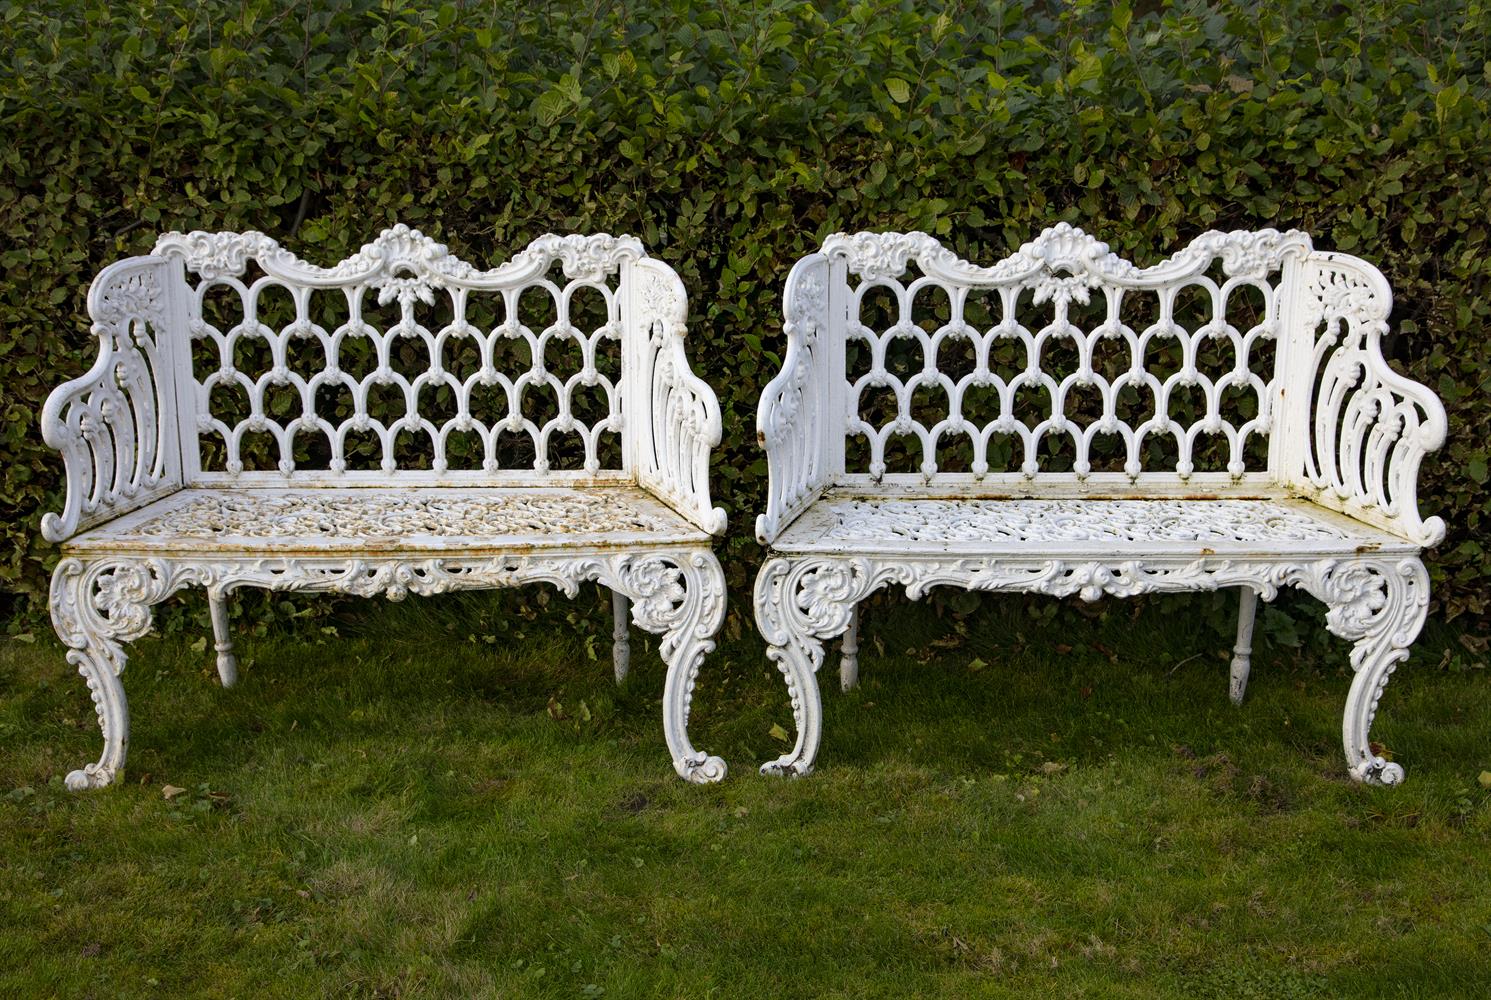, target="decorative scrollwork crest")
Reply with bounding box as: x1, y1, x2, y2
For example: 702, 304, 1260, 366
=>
155, 225, 645, 293
822, 223, 1310, 289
